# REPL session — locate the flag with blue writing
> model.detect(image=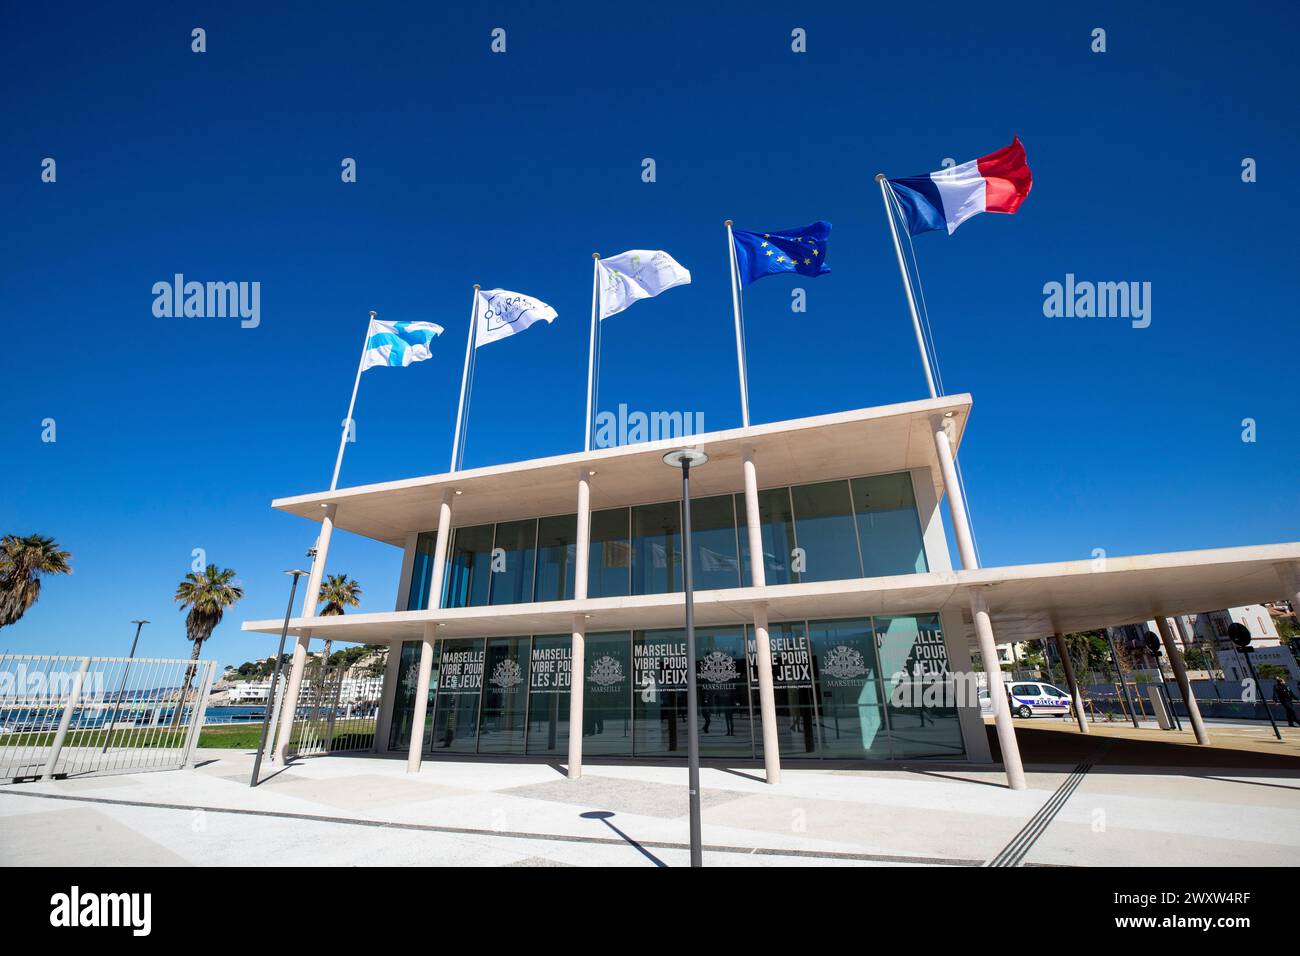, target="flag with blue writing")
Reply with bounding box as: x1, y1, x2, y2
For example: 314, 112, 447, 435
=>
731, 221, 831, 286
361, 319, 444, 371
